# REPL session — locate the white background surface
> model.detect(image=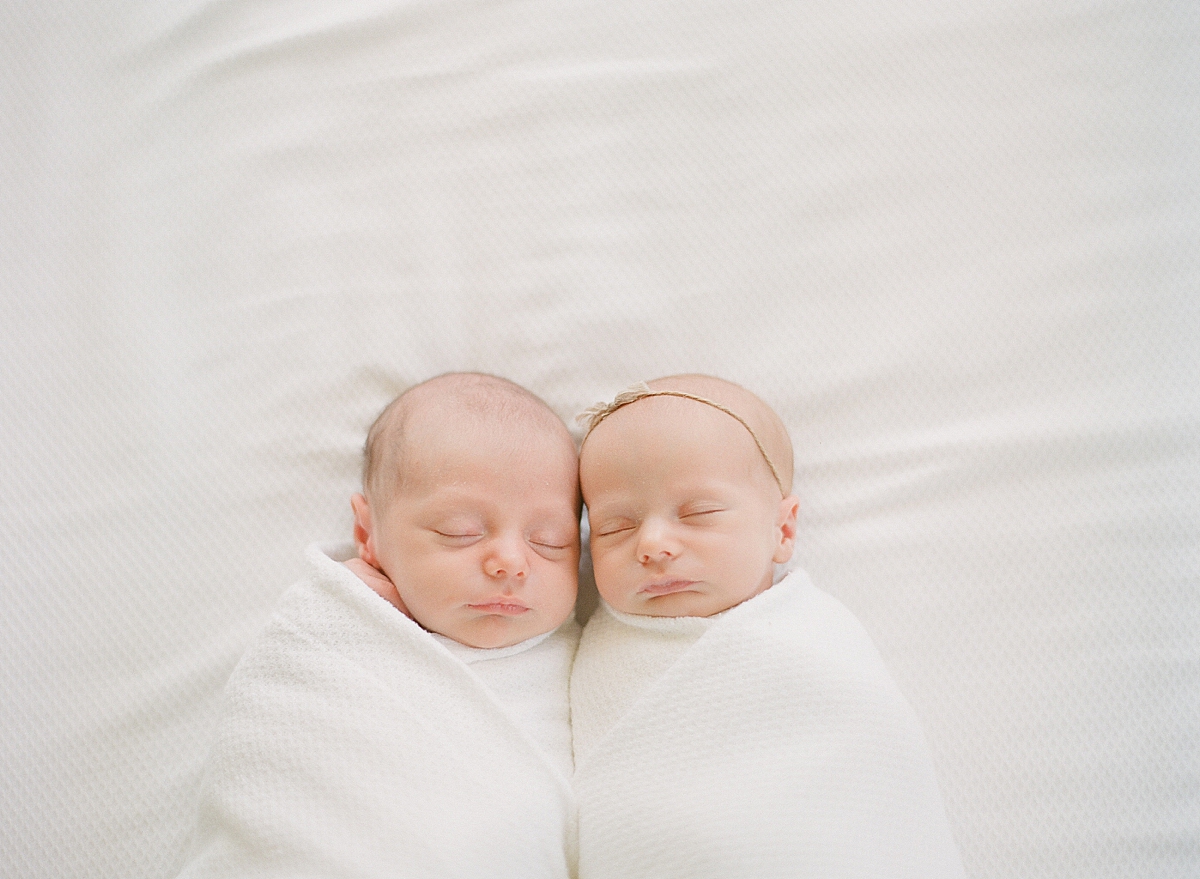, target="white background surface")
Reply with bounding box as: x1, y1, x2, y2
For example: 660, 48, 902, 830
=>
3, 2, 1198, 877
